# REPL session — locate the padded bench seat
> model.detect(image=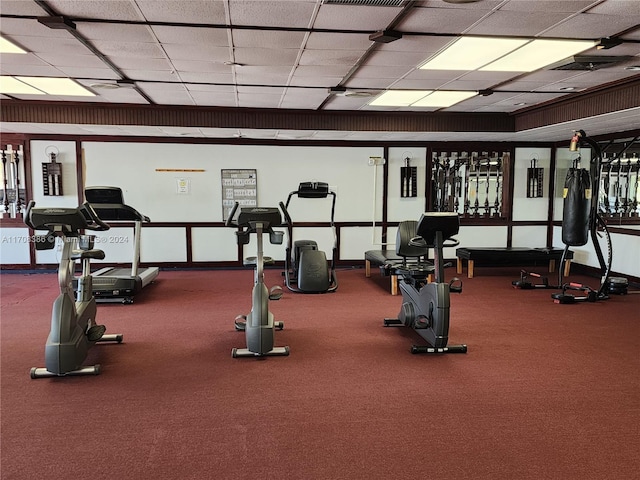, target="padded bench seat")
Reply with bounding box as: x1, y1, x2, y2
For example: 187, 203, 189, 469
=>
365, 250, 403, 295
455, 247, 573, 278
